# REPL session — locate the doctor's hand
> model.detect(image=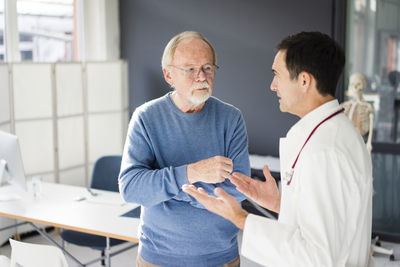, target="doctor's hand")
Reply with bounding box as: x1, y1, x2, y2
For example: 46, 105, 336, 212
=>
229, 165, 281, 213
187, 156, 233, 184
182, 185, 248, 230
